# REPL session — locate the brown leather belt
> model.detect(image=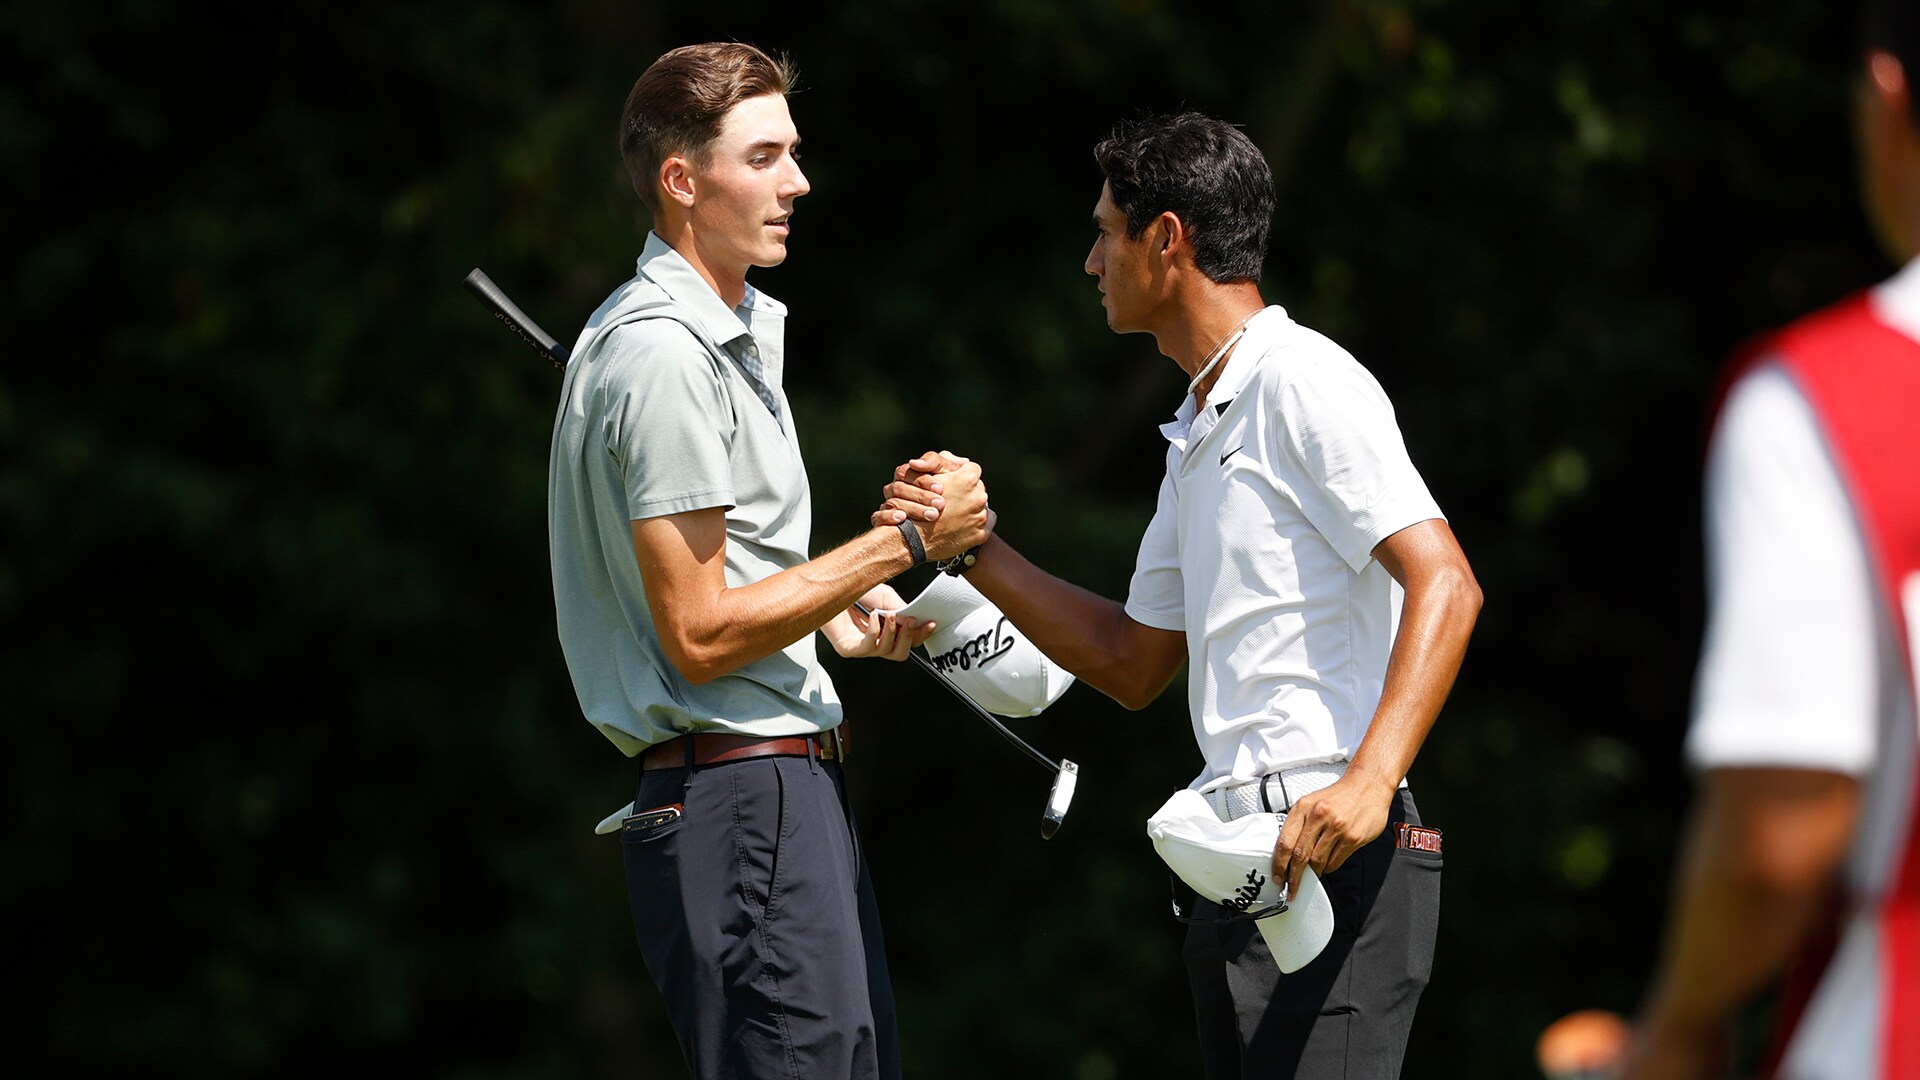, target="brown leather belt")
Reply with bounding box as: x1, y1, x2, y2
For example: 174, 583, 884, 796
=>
641, 724, 846, 771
